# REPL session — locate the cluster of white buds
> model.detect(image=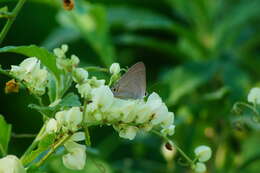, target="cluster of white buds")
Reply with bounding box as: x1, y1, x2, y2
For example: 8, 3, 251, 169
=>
53, 44, 79, 72
192, 145, 212, 173
247, 87, 260, 104
10, 57, 48, 95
